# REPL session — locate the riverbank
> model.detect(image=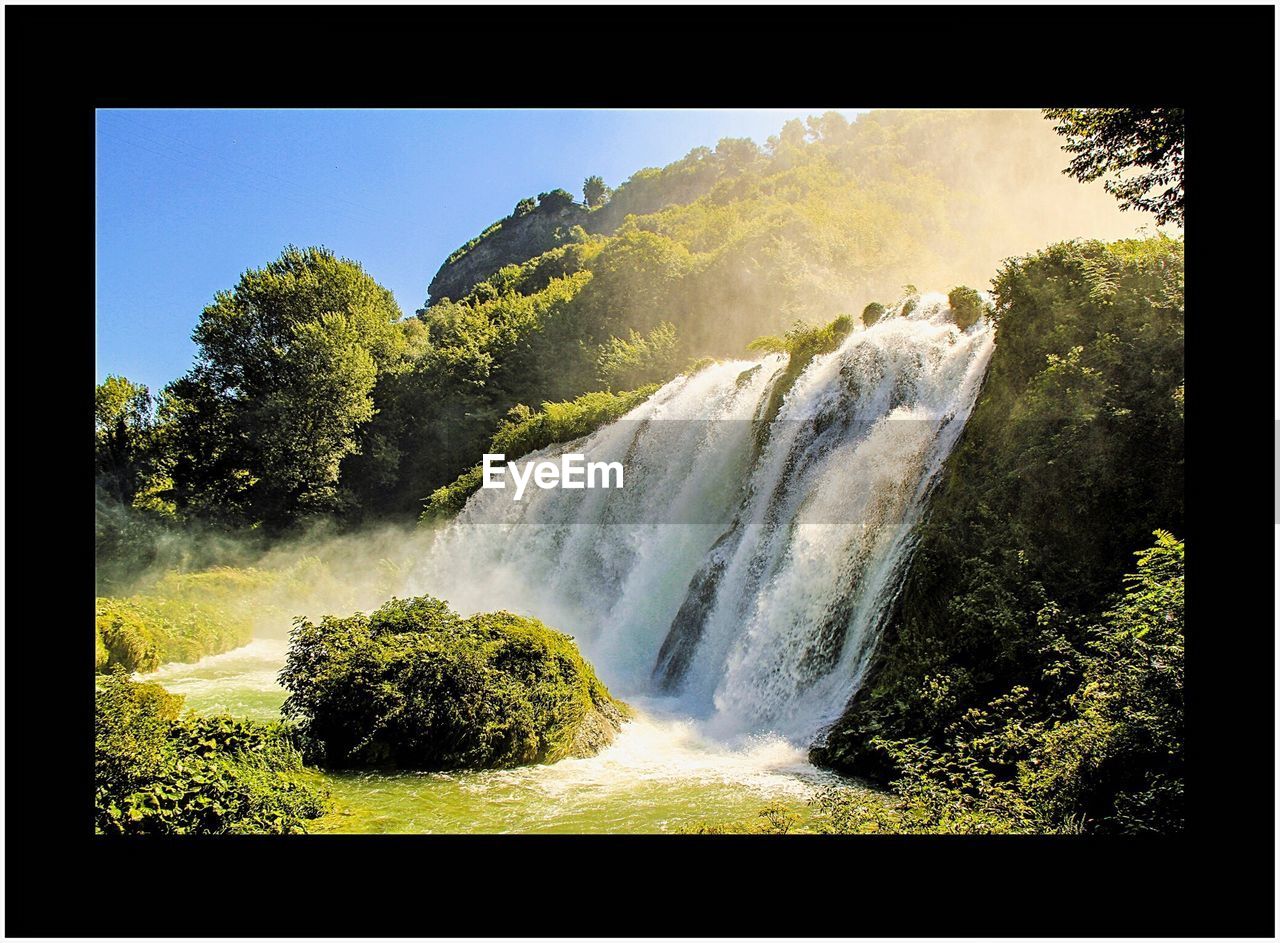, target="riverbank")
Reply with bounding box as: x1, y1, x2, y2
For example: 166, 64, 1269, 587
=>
144, 638, 852, 833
